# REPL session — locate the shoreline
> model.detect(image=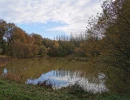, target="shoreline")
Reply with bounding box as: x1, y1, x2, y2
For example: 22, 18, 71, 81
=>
0, 55, 12, 67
